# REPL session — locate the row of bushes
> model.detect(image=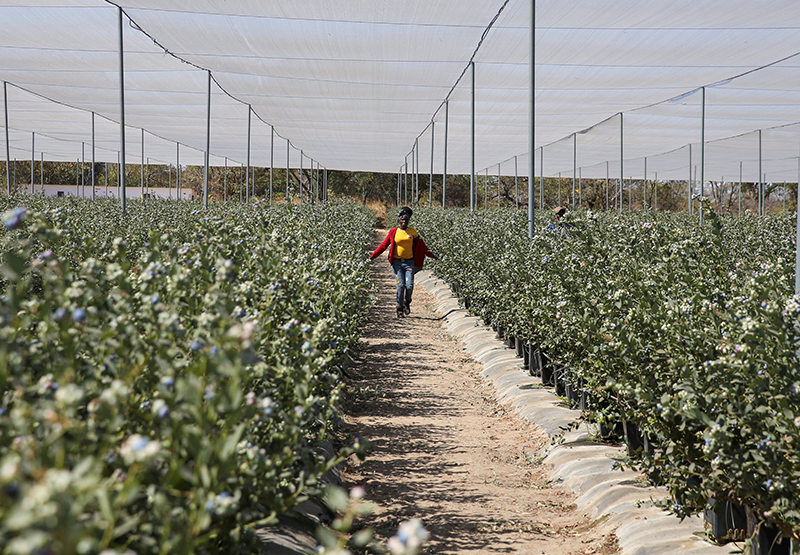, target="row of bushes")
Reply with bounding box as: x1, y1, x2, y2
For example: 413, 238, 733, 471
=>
0, 196, 375, 554
414, 205, 800, 548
